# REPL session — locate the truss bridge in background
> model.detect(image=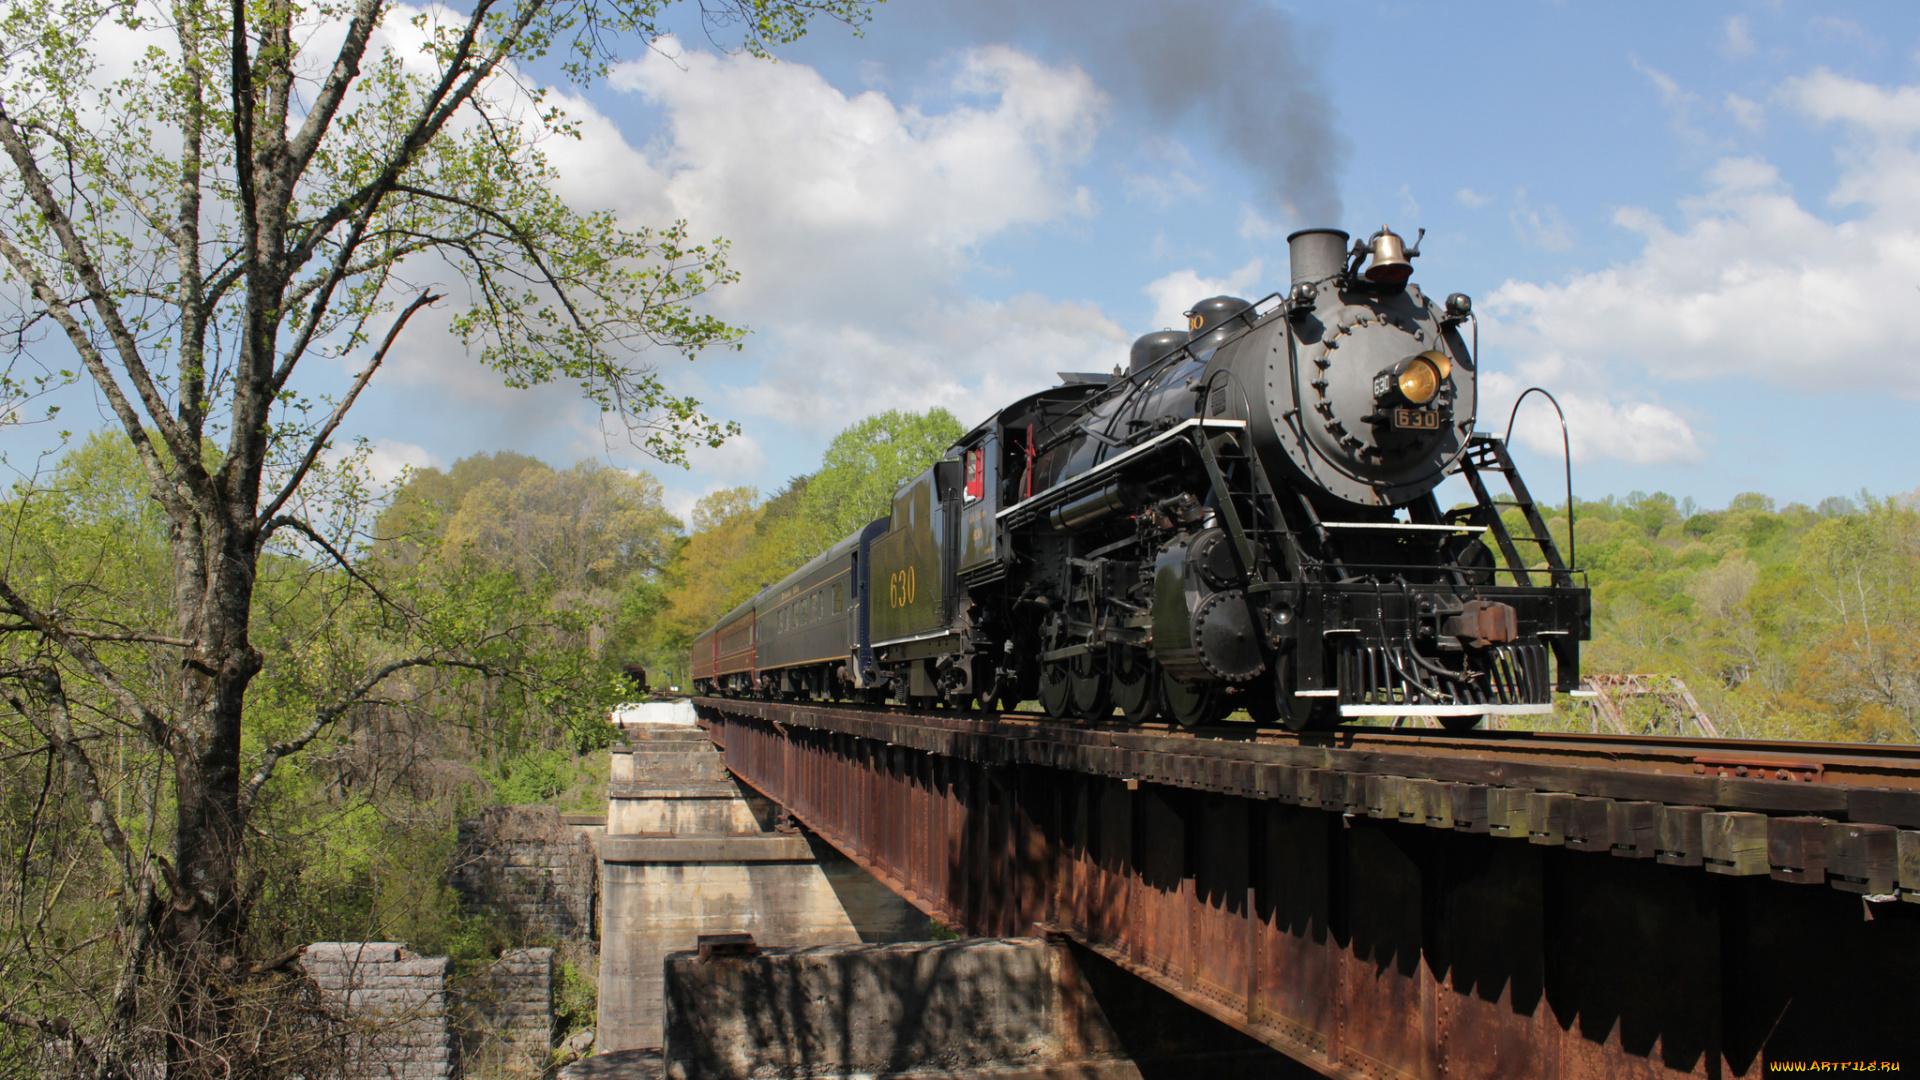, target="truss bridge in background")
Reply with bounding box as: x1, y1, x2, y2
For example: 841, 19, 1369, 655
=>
1578, 673, 1721, 738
